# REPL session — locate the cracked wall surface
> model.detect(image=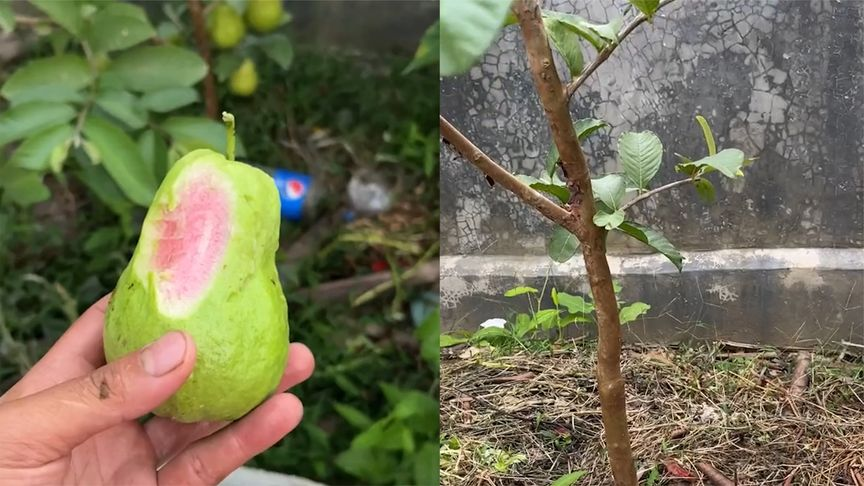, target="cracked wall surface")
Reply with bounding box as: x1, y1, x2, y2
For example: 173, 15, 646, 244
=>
441, 0, 864, 256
